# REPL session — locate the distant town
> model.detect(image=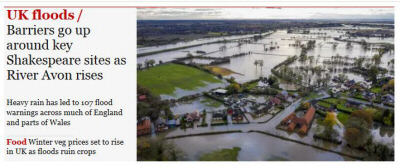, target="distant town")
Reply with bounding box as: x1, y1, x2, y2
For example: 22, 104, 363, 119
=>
137, 19, 394, 161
